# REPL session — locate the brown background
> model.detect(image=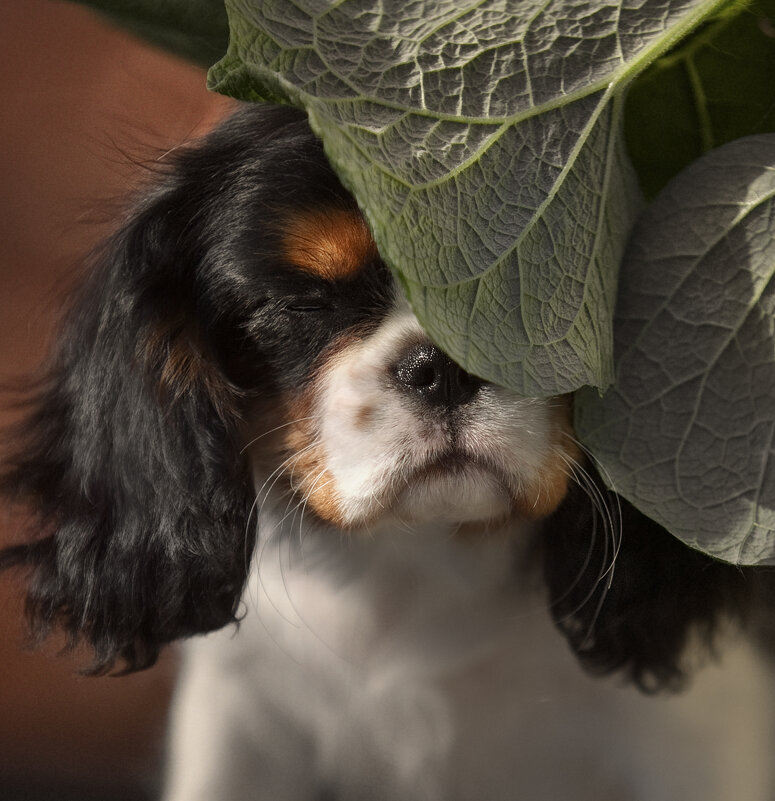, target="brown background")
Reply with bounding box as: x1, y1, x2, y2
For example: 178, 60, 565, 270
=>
0, 2, 233, 798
